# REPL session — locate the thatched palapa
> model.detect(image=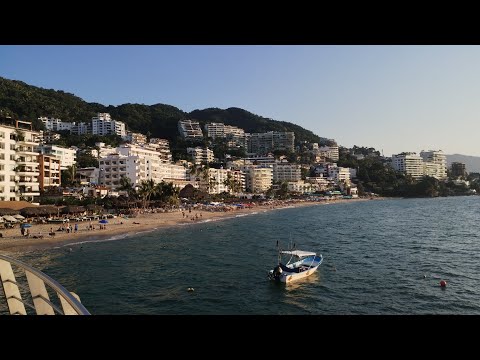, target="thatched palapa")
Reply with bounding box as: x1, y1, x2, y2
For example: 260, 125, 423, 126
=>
0, 208, 20, 216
